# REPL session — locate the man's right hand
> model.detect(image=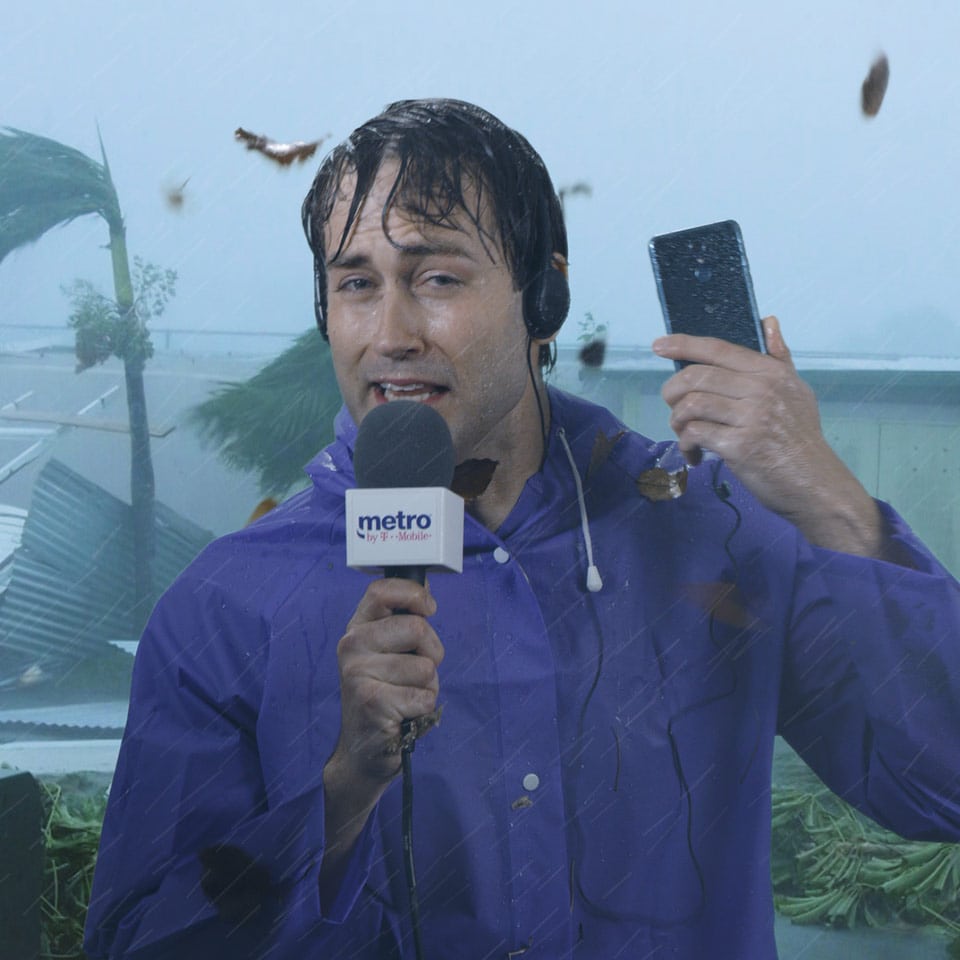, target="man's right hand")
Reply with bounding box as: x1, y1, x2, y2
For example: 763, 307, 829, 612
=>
320, 576, 444, 895
330, 577, 444, 788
